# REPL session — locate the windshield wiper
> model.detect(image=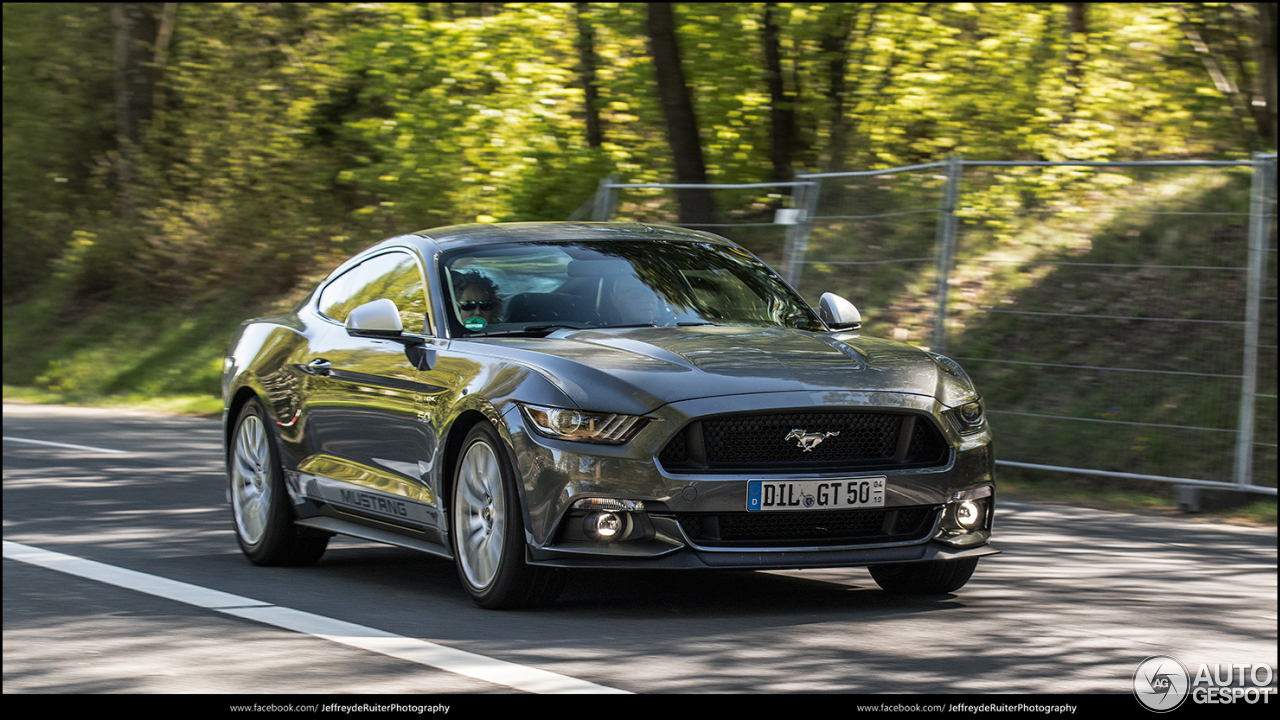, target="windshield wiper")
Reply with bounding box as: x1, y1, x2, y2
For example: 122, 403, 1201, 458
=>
596, 321, 723, 329
466, 324, 579, 338
597, 322, 657, 330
